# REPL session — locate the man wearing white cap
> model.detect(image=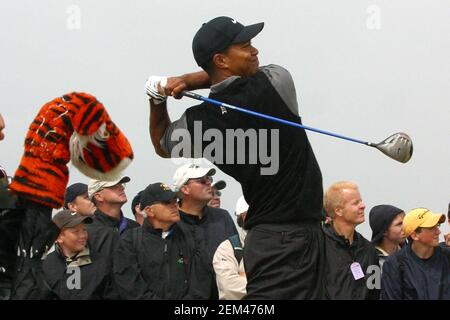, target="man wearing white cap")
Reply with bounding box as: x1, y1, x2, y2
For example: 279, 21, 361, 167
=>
381, 207, 450, 299
173, 163, 238, 298
213, 195, 248, 300
86, 176, 139, 253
